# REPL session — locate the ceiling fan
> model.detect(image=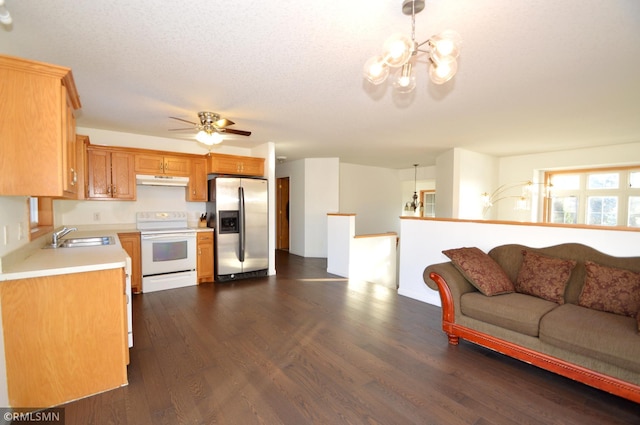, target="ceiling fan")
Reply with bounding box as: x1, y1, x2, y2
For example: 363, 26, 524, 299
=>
169, 111, 252, 145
